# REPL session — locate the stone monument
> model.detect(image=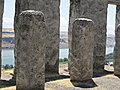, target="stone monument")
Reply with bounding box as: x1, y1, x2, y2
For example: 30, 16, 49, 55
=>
69, 0, 108, 74
69, 18, 94, 82
16, 10, 46, 90
14, 0, 60, 75
0, 0, 4, 78
114, 24, 120, 76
